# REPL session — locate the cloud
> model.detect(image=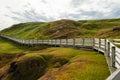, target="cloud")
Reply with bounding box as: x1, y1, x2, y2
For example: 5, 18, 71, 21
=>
5, 3, 55, 22
41, 0, 47, 4
71, 0, 90, 7
60, 10, 104, 20
68, 0, 120, 19
1, 0, 120, 30
110, 8, 120, 18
